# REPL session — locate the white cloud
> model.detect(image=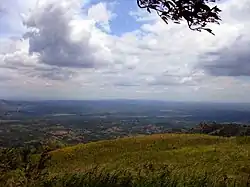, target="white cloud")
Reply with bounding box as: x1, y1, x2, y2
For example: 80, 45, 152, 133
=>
22, 0, 112, 68
87, 2, 116, 32
1, 0, 250, 102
